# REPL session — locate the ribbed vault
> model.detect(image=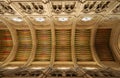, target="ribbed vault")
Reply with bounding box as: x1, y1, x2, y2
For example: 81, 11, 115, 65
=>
0, 0, 120, 75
